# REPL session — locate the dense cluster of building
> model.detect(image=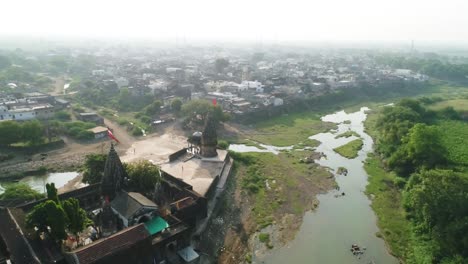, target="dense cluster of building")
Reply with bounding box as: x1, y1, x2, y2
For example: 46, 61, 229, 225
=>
77, 47, 428, 118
